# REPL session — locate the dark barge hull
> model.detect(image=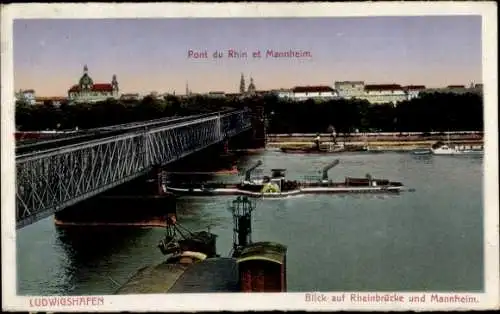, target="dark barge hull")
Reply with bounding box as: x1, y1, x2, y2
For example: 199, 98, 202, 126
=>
280, 146, 368, 154
166, 183, 406, 197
